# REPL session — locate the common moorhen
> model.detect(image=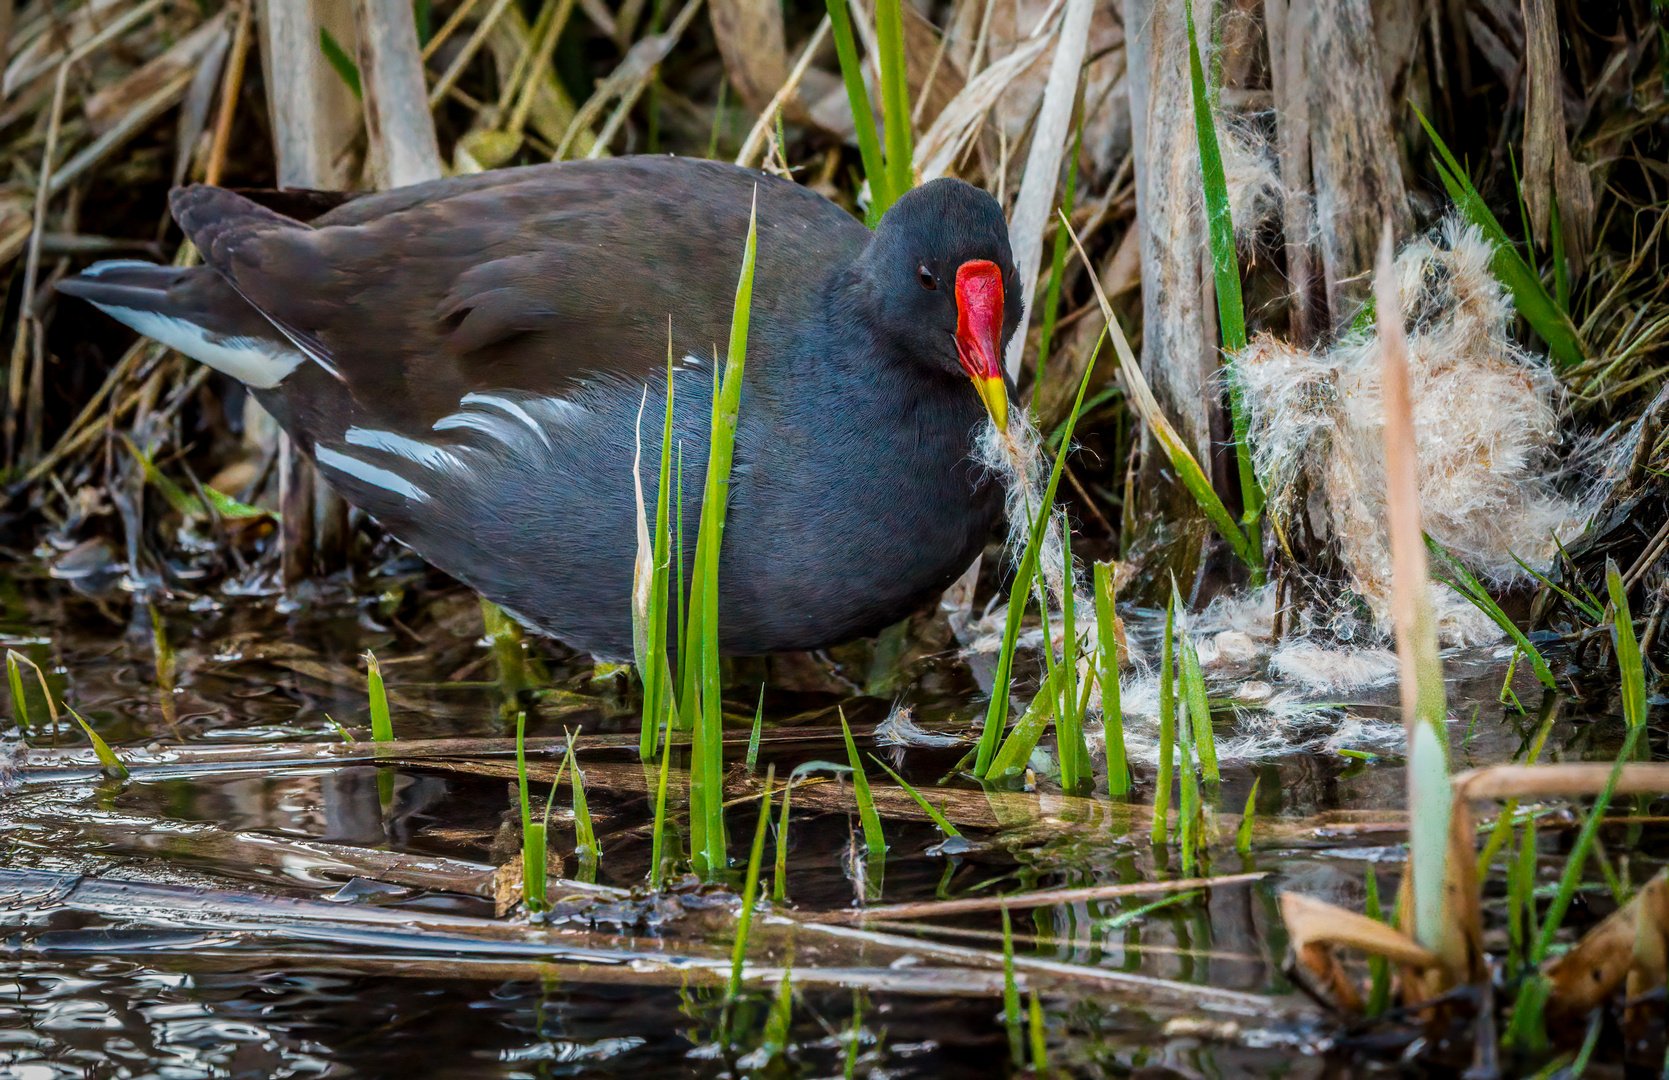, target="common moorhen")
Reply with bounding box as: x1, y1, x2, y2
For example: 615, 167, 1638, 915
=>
58, 156, 1020, 660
